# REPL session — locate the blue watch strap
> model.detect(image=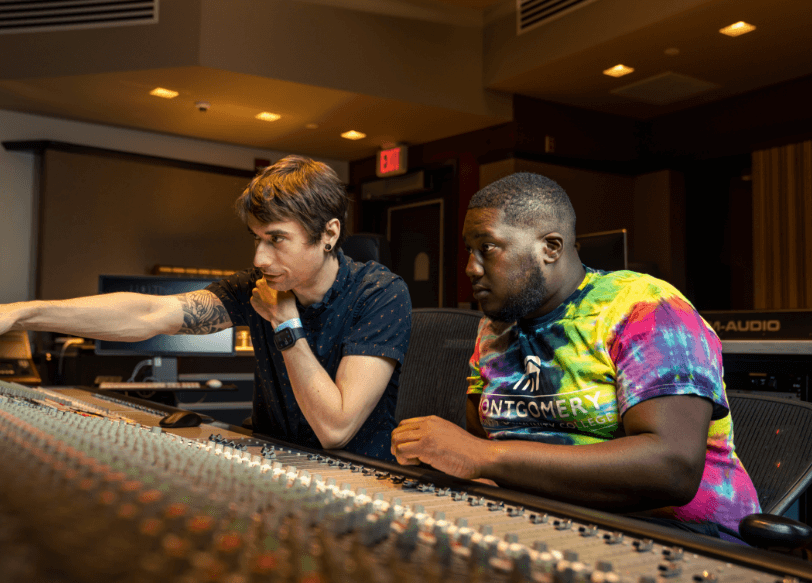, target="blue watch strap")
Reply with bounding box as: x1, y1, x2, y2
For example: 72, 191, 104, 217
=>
275, 318, 302, 333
